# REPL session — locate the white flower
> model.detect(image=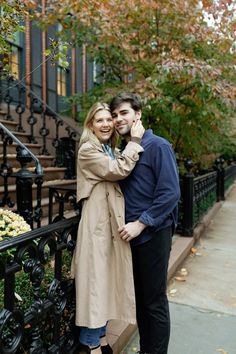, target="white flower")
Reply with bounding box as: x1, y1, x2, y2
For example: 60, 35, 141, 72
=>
0, 209, 31, 239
